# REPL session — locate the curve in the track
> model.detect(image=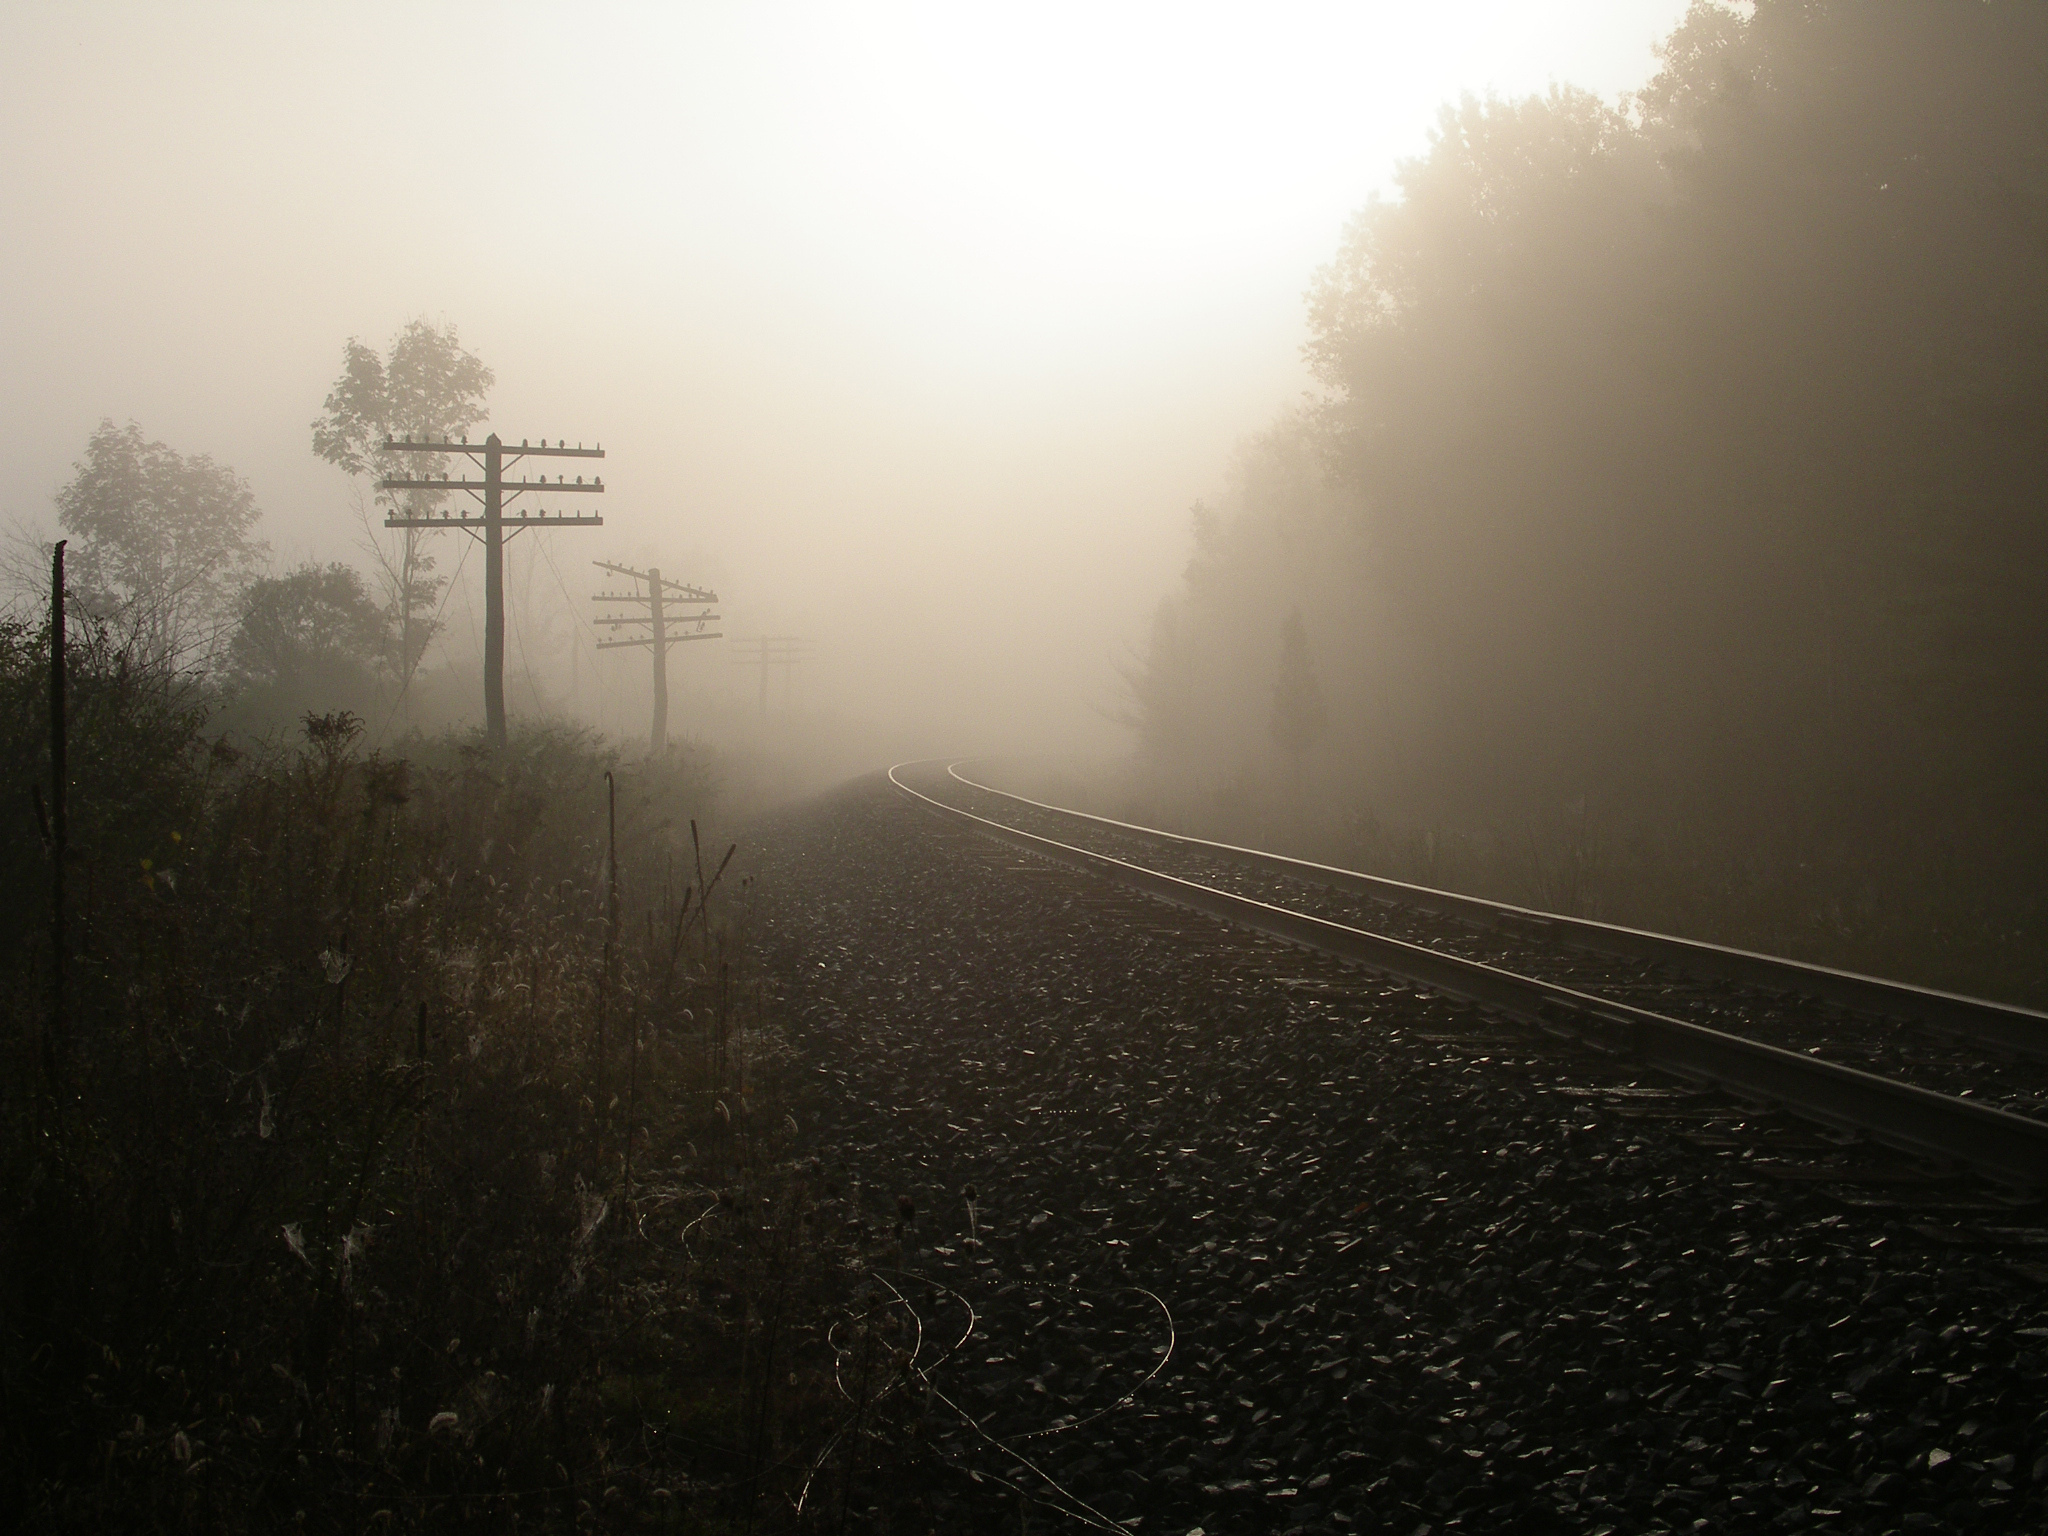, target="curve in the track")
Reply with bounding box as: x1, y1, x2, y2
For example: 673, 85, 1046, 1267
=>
889, 759, 2048, 1191
941, 760, 2048, 1061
